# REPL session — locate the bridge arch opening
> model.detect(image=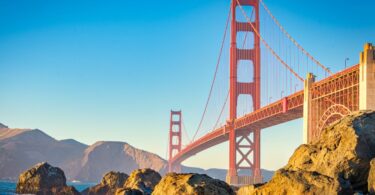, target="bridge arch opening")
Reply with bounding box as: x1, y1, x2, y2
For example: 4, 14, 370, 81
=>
237, 60, 254, 83
237, 32, 255, 50
237, 94, 254, 117
172, 136, 179, 145
315, 104, 351, 140
235, 6, 255, 22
